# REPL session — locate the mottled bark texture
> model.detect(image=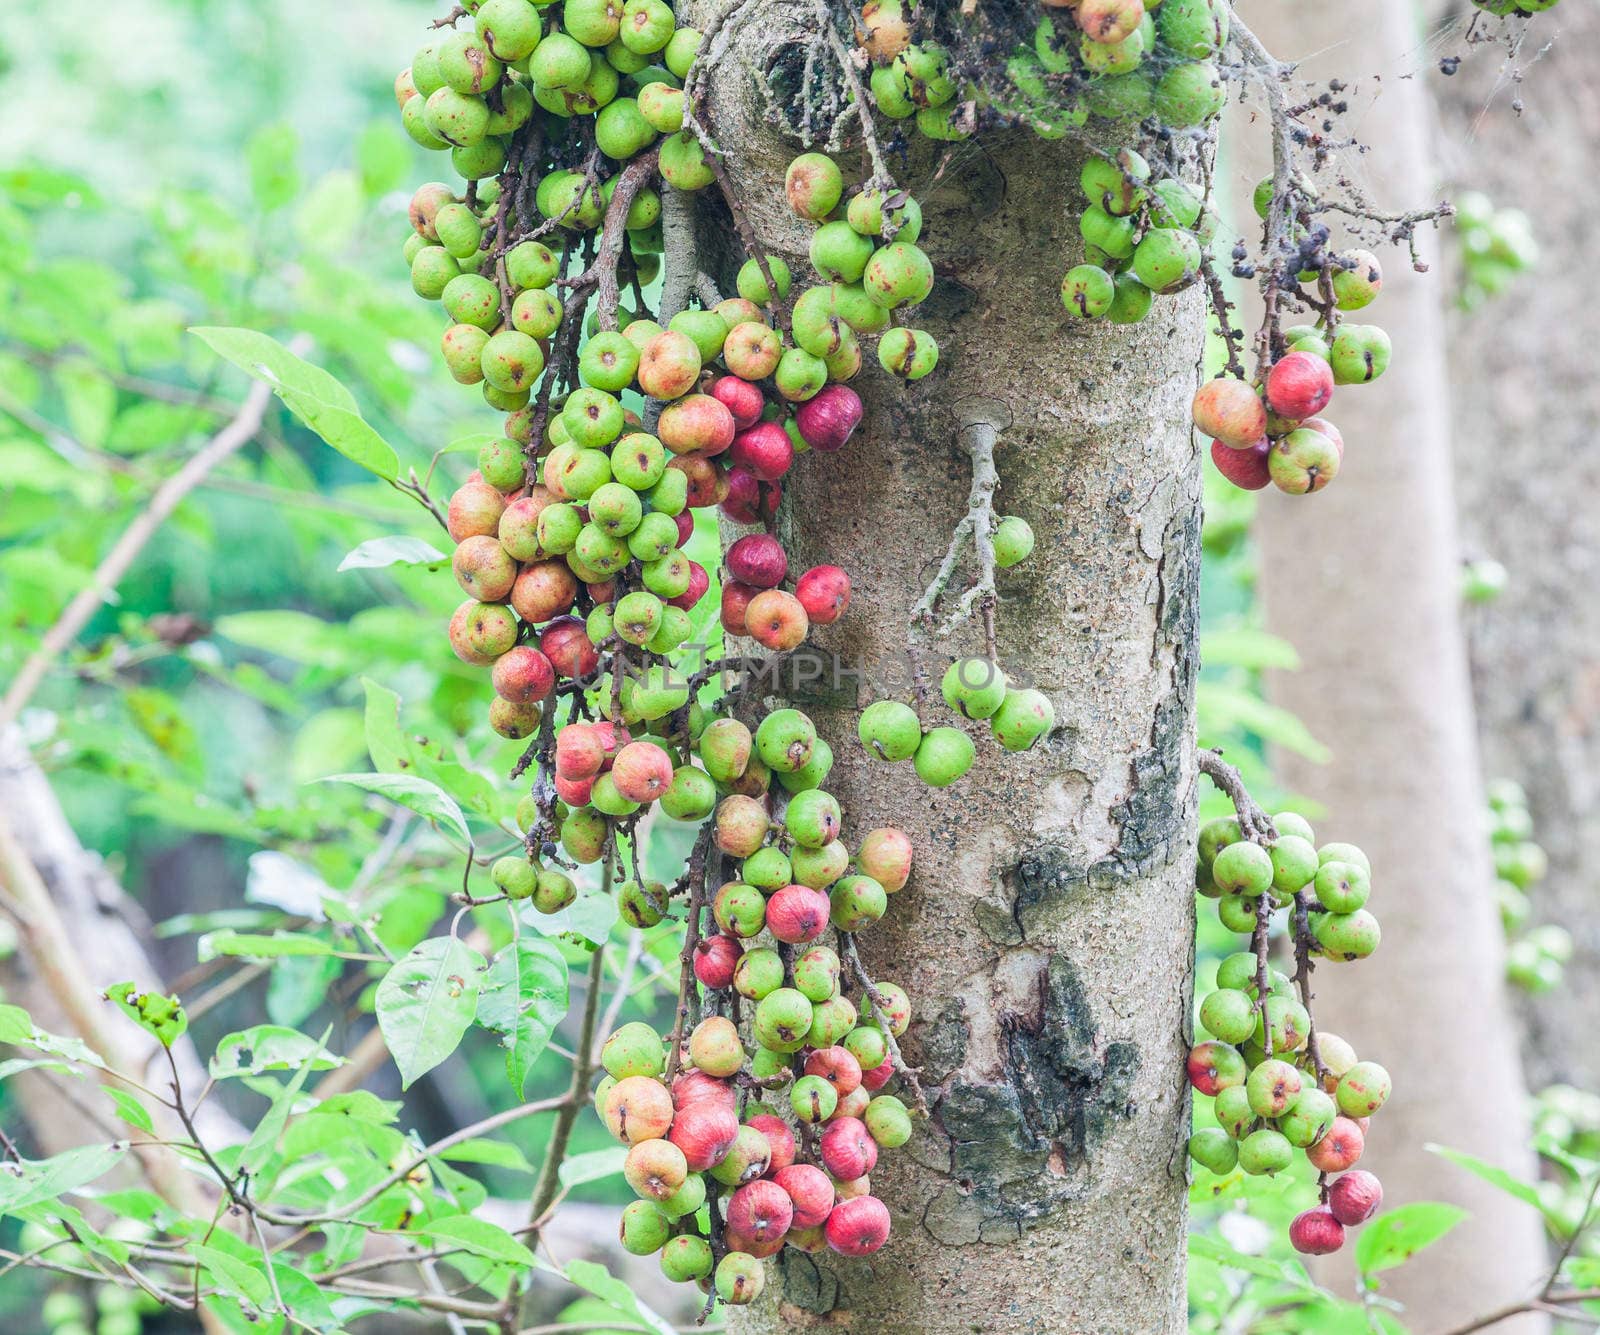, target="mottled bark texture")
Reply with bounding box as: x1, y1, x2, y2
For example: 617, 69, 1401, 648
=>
1430, 1, 1600, 1091
1241, 1, 1548, 1326
688, 5, 1206, 1331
